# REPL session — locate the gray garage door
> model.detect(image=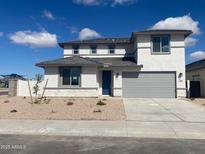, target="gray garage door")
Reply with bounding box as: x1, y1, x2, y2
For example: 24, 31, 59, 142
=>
122, 72, 176, 98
